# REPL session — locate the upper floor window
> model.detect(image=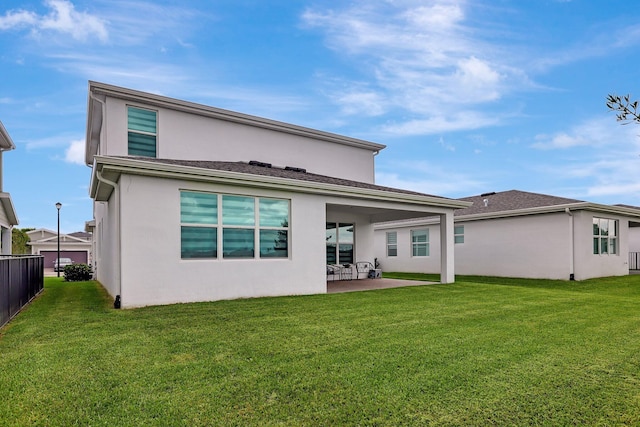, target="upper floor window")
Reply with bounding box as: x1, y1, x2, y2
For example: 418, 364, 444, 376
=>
593, 217, 618, 255
454, 225, 465, 244
128, 106, 157, 157
411, 229, 429, 257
